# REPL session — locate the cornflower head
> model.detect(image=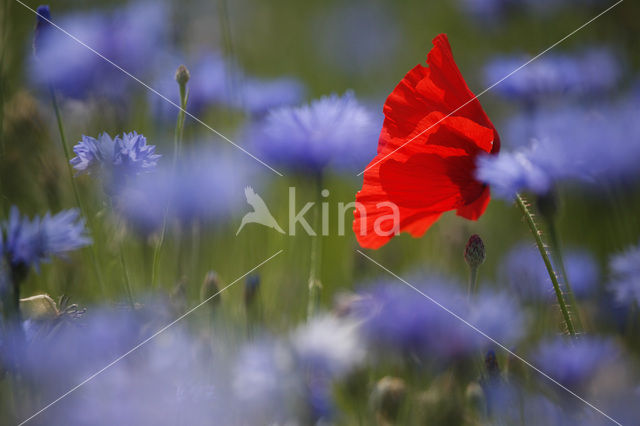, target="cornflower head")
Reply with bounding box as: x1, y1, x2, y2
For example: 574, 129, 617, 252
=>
608, 240, 640, 308
350, 274, 527, 364
116, 147, 252, 233
251, 91, 379, 174
484, 47, 620, 103
477, 99, 640, 199
1, 206, 89, 275
500, 243, 599, 302
70, 131, 160, 193
29, 1, 168, 99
